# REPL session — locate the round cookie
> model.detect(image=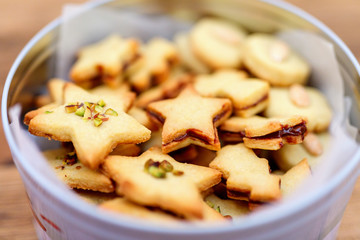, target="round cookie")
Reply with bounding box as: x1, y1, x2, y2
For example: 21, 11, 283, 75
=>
174, 32, 211, 74
189, 18, 247, 69
264, 87, 332, 132
243, 33, 310, 86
